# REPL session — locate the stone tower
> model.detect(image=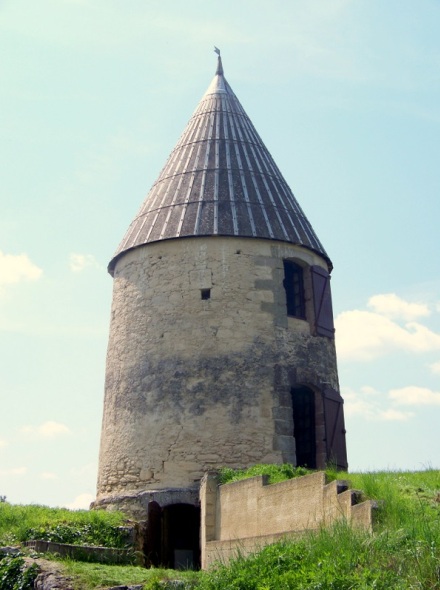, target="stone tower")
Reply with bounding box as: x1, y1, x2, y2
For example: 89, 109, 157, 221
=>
95, 54, 347, 566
